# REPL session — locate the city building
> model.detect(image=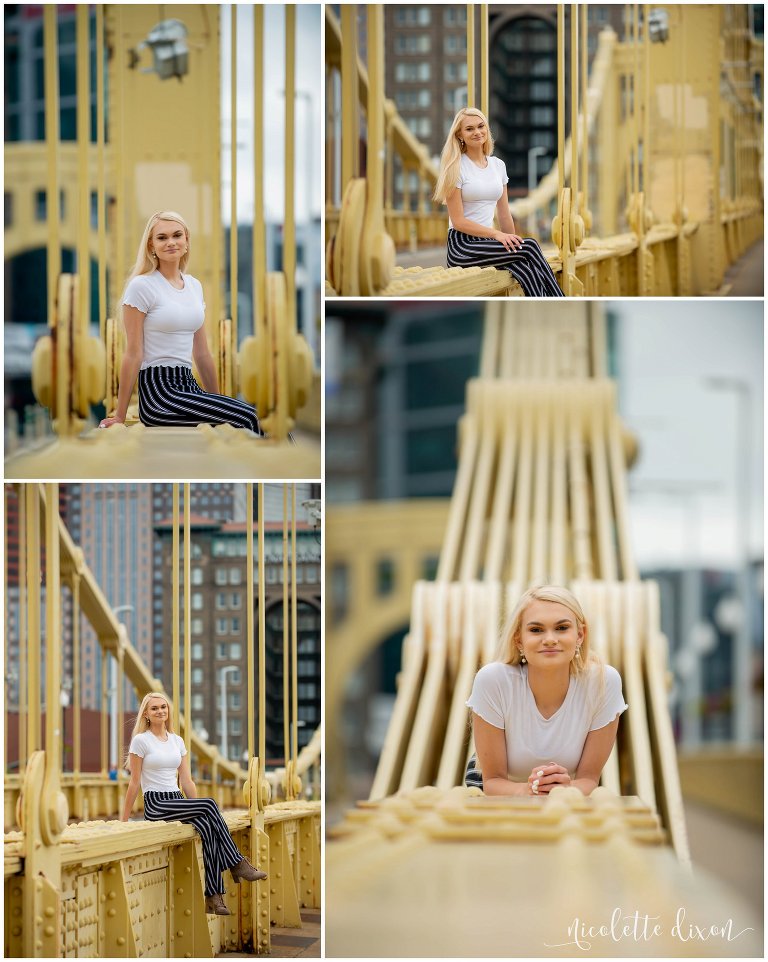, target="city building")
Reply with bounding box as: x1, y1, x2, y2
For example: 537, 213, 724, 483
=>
154, 513, 321, 765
